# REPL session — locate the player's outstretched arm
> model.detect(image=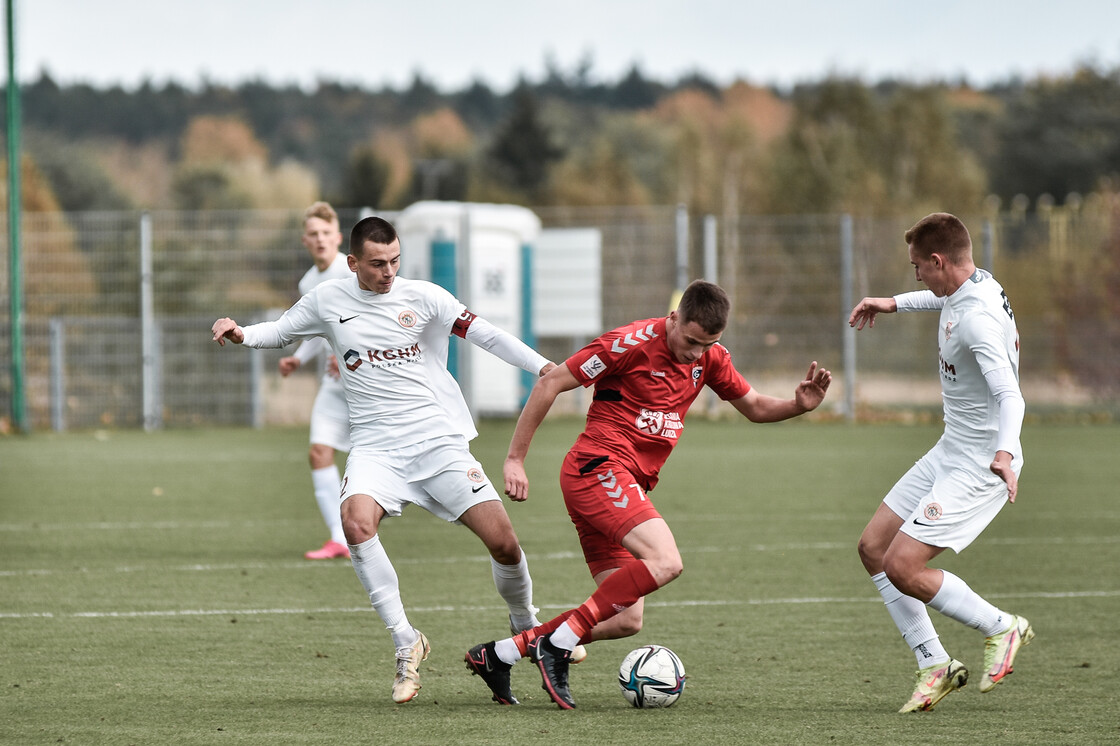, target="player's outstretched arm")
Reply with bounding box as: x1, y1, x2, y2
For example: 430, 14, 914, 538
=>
848, 297, 897, 330
730, 361, 831, 423
212, 318, 245, 347
462, 314, 551, 375
504, 364, 580, 502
